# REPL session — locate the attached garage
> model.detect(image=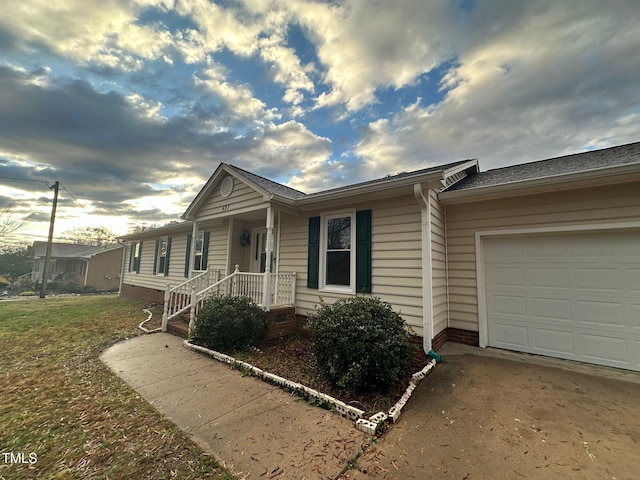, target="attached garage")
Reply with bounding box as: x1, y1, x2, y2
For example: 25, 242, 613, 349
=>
481, 230, 640, 372
440, 142, 640, 372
